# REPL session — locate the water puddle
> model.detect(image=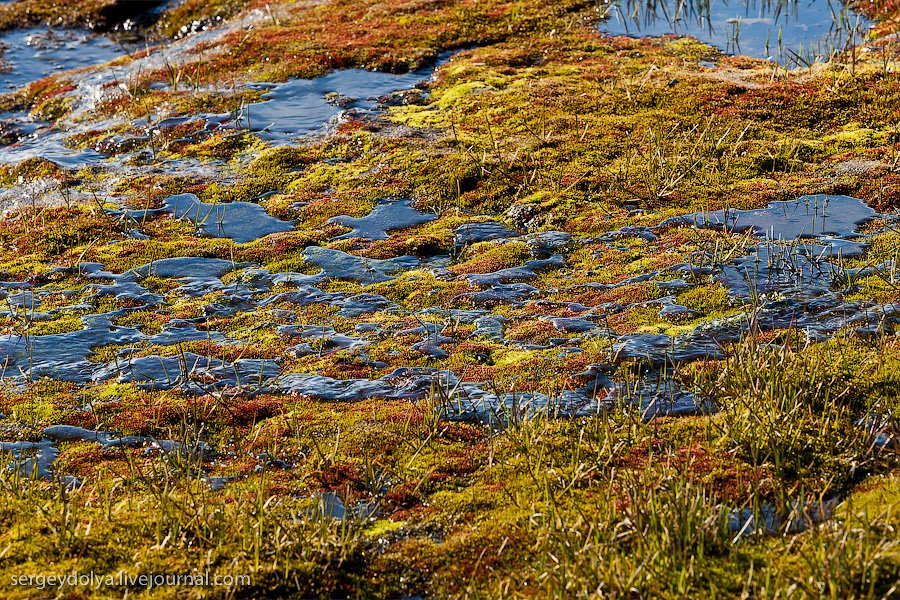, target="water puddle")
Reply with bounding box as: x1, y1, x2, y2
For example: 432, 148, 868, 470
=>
666, 194, 876, 241
465, 255, 565, 287
96, 352, 280, 392
0, 187, 893, 433
278, 323, 371, 356
328, 198, 436, 241
663, 194, 877, 298
301, 246, 420, 285
0, 313, 144, 383
240, 59, 445, 142
162, 193, 294, 243
457, 282, 540, 306
304, 491, 377, 522
600, 0, 871, 64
